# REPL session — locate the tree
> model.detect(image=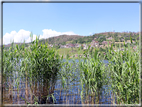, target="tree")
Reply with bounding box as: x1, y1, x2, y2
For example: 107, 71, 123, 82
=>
61, 42, 66, 45
98, 36, 106, 42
